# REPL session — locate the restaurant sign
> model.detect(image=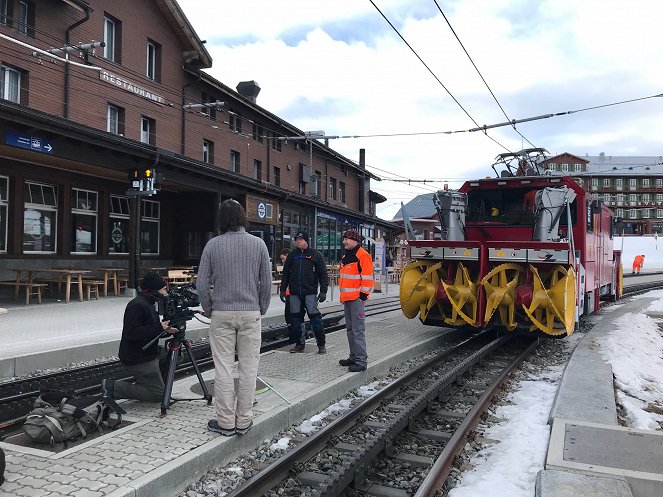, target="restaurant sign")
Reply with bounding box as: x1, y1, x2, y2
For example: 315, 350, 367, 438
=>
99, 71, 167, 105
